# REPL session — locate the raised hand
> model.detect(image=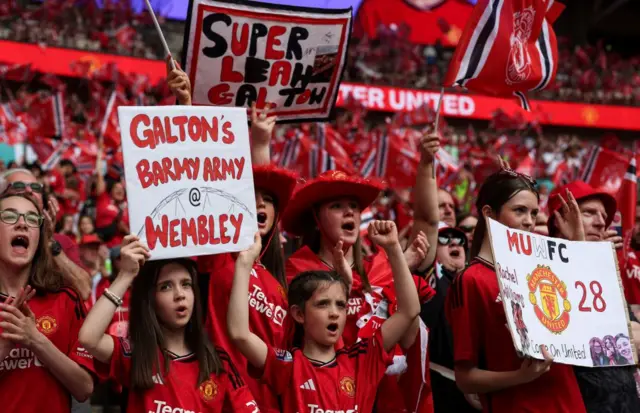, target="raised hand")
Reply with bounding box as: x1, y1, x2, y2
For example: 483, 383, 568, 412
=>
553, 190, 585, 241
368, 220, 400, 250
119, 235, 151, 278
404, 230, 429, 271
237, 232, 262, 269
250, 102, 277, 146
419, 132, 440, 163
166, 56, 192, 105
332, 239, 352, 290
604, 229, 624, 249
